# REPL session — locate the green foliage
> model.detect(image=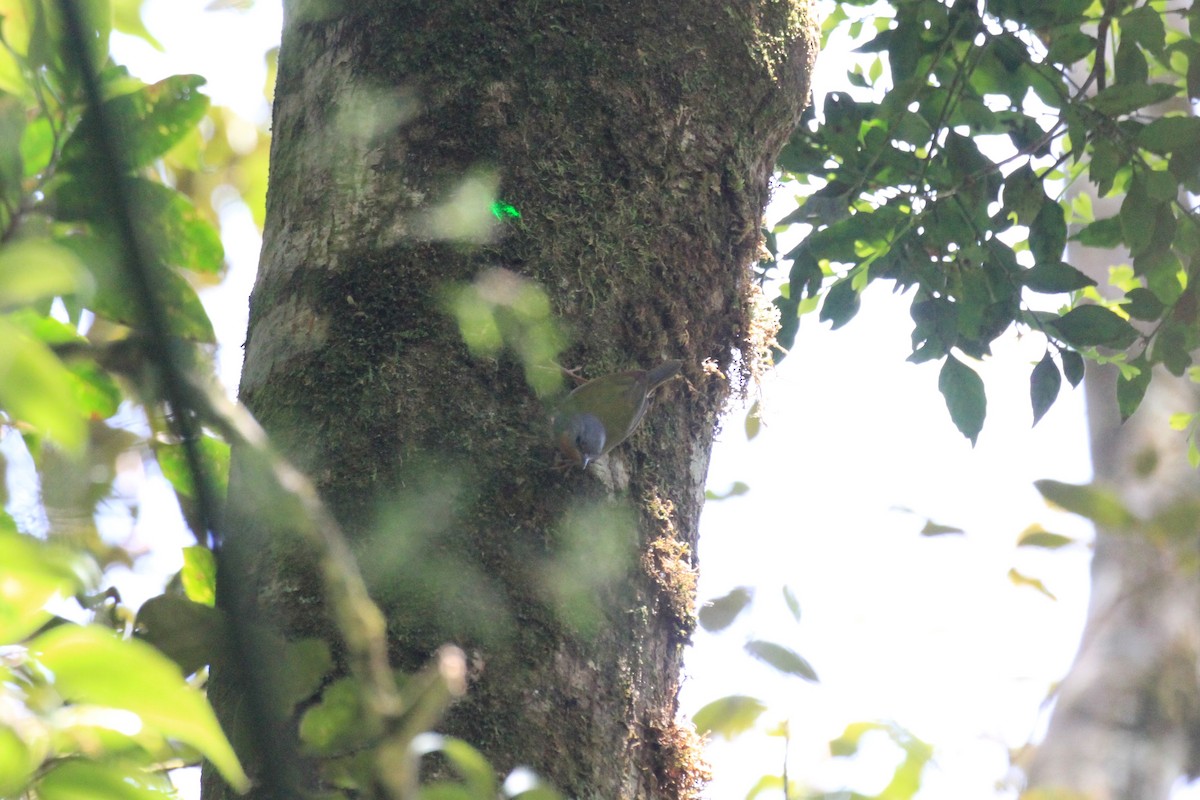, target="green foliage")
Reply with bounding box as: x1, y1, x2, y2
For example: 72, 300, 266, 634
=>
0, 1, 266, 797
774, 0, 1200, 440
